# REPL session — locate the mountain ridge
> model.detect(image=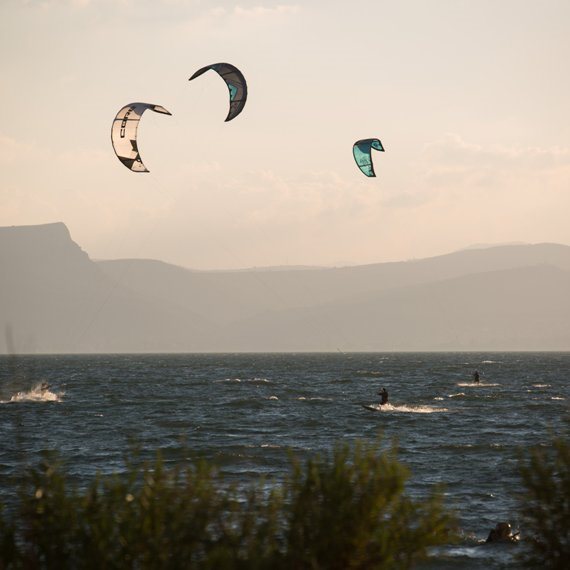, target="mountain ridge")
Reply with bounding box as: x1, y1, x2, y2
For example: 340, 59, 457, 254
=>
1, 222, 569, 353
